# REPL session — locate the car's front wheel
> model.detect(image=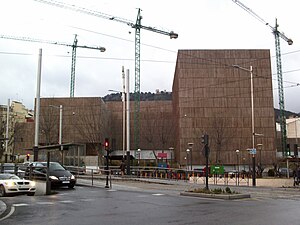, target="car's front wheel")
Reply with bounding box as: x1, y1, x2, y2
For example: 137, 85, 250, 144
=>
68, 184, 75, 189
0, 185, 6, 197
27, 192, 35, 196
